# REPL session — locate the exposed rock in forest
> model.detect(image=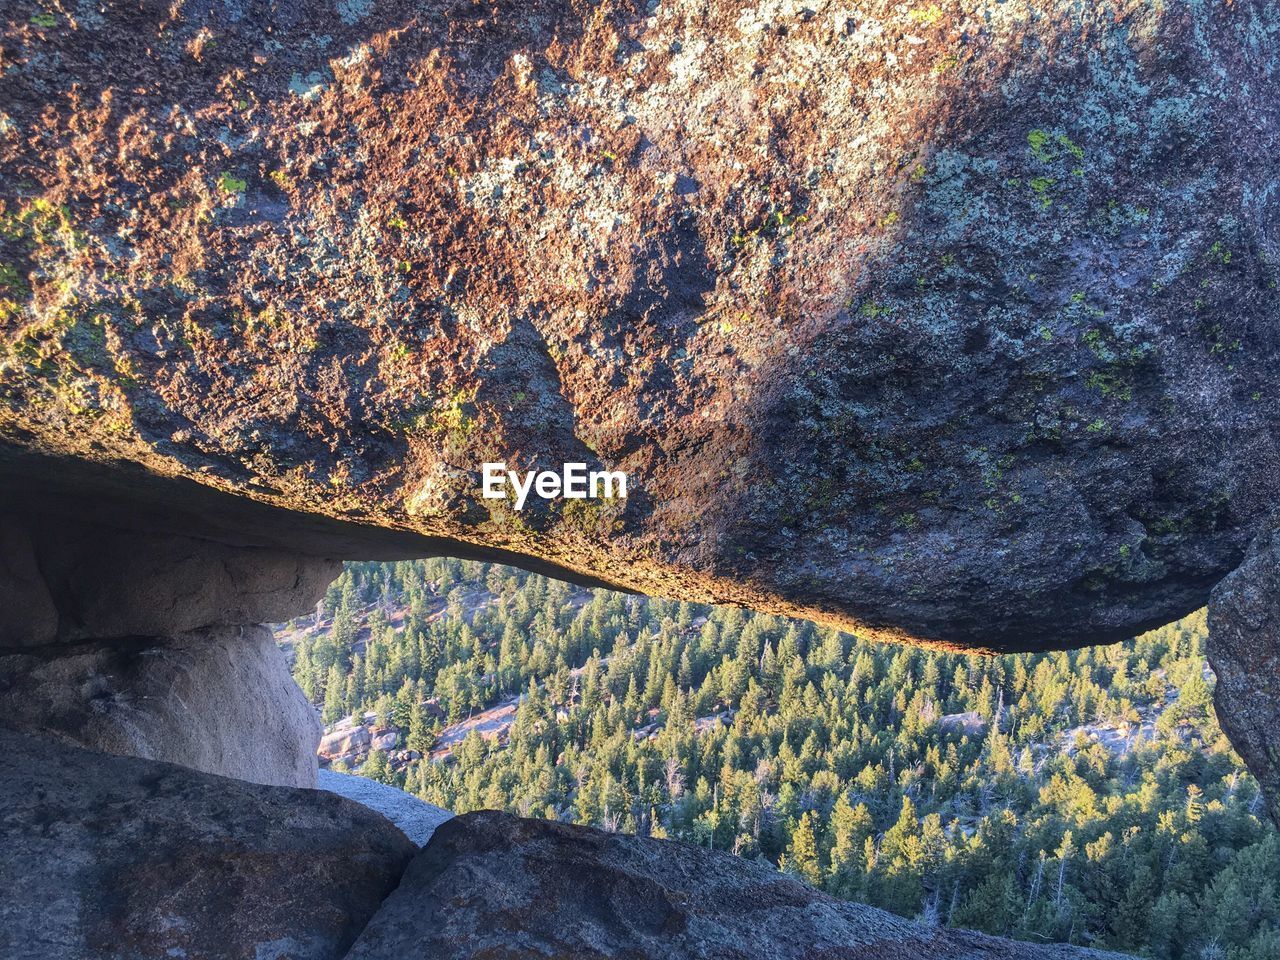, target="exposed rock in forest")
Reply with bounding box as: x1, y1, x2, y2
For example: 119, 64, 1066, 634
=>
0, 732, 415, 960
3, 0, 1278, 653
345, 810, 1129, 960
0, 624, 321, 787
